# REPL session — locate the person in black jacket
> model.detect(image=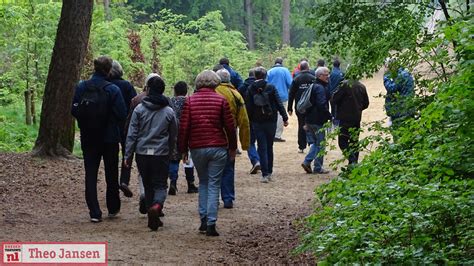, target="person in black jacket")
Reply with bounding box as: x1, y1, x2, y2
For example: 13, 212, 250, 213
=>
288, 61, 315, 153
332, 80, 369, 164
109, 60, 137, 198
71, 56, 127, 223
301, 67, 332, 174
246, 66, 289, 183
